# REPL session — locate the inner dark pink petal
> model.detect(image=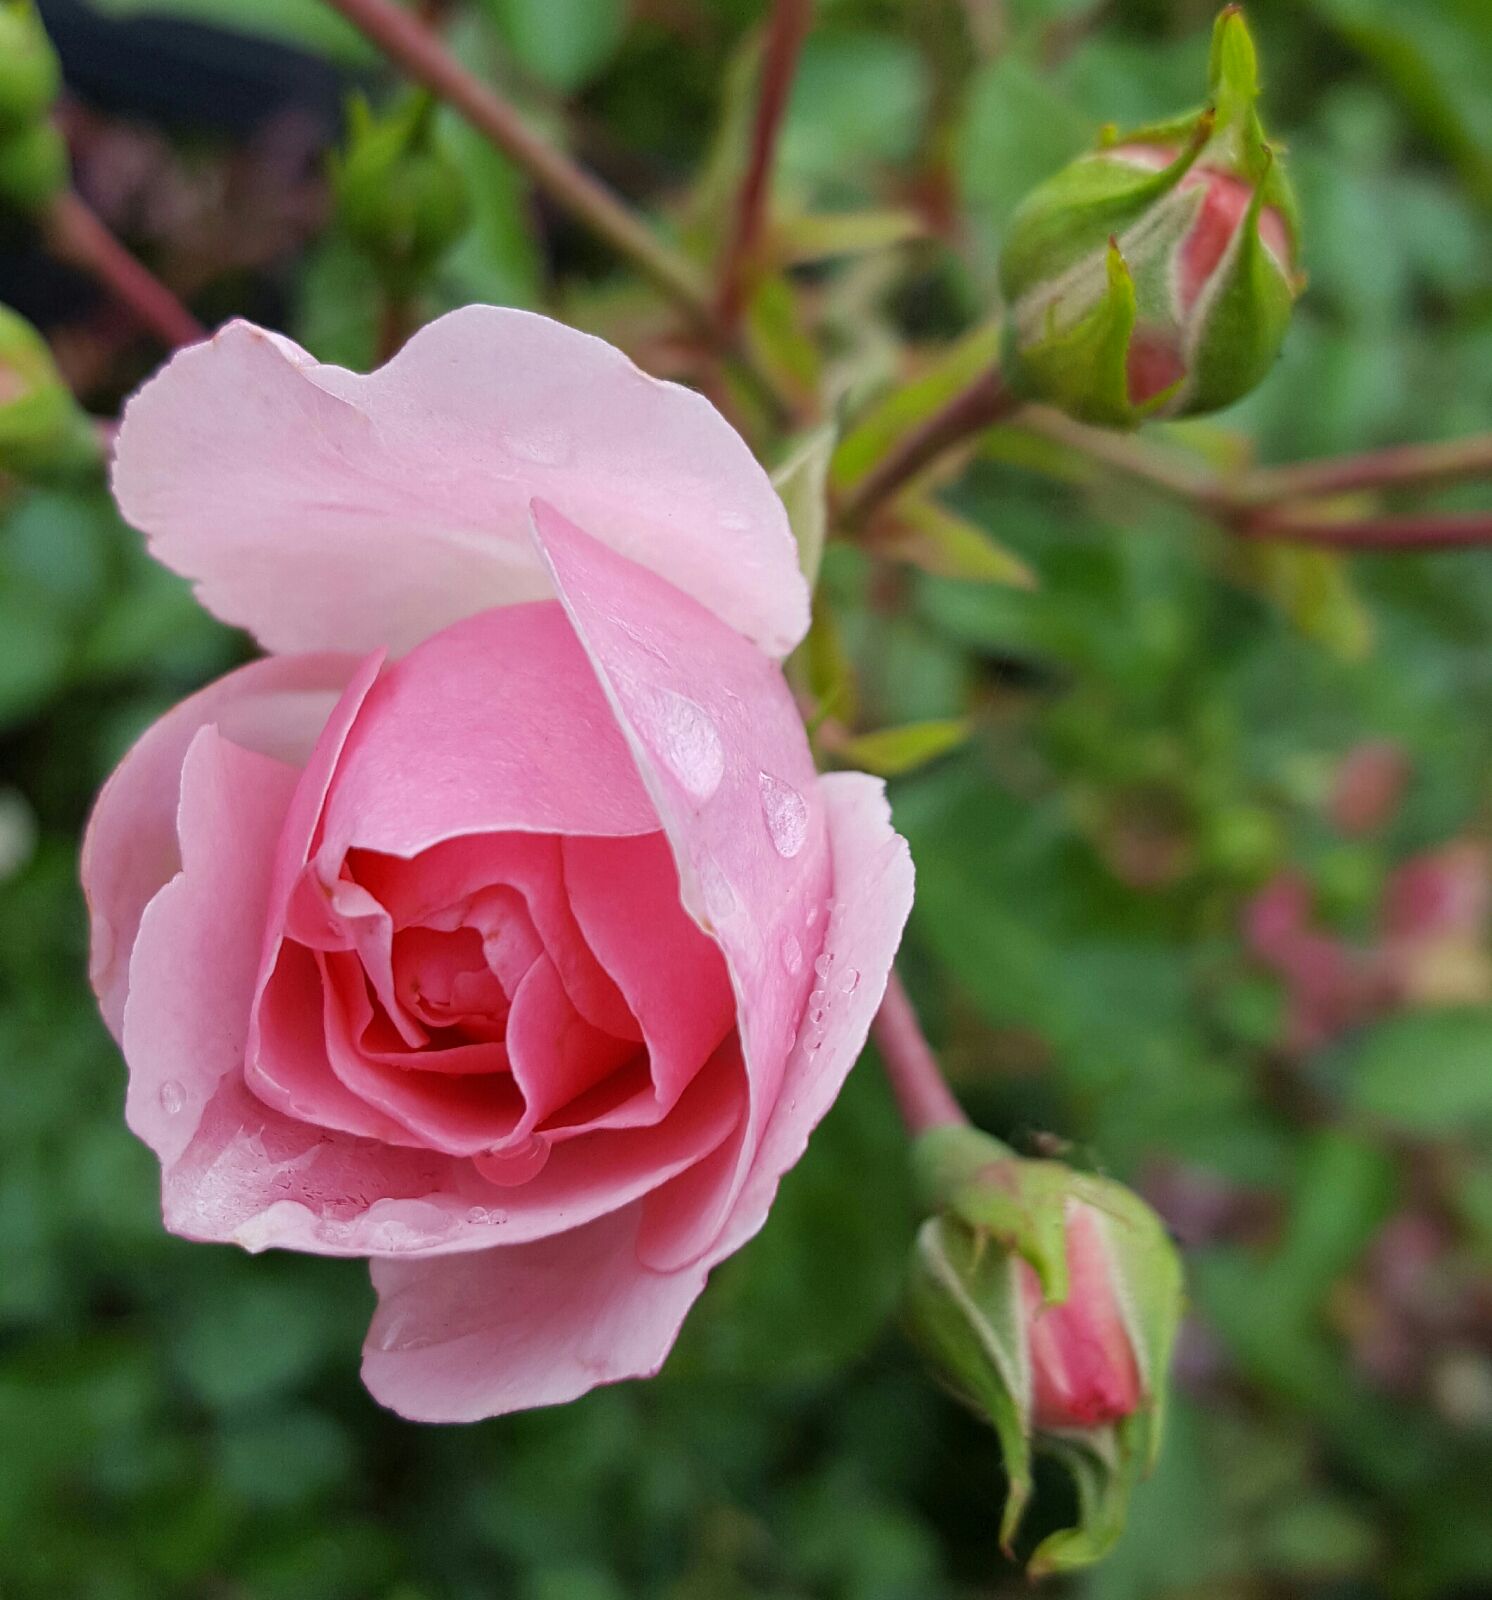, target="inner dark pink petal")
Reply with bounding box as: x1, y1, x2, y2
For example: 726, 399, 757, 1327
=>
562, 832, 736, 1112
504, 955, 642, 1130
321, 950, 524, 1153
350, 834, 641, 1042
391, 924, 510, 1034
